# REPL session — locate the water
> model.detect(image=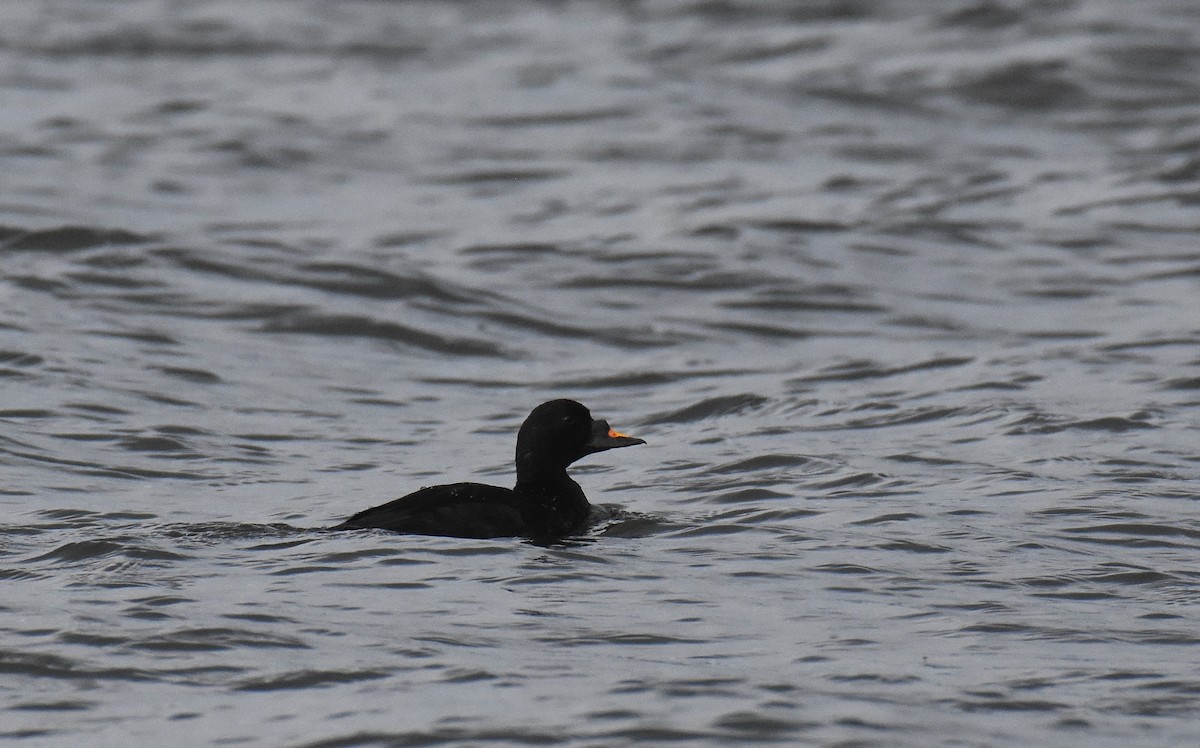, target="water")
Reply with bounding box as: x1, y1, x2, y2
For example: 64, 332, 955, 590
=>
2, 1, 1200, 745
